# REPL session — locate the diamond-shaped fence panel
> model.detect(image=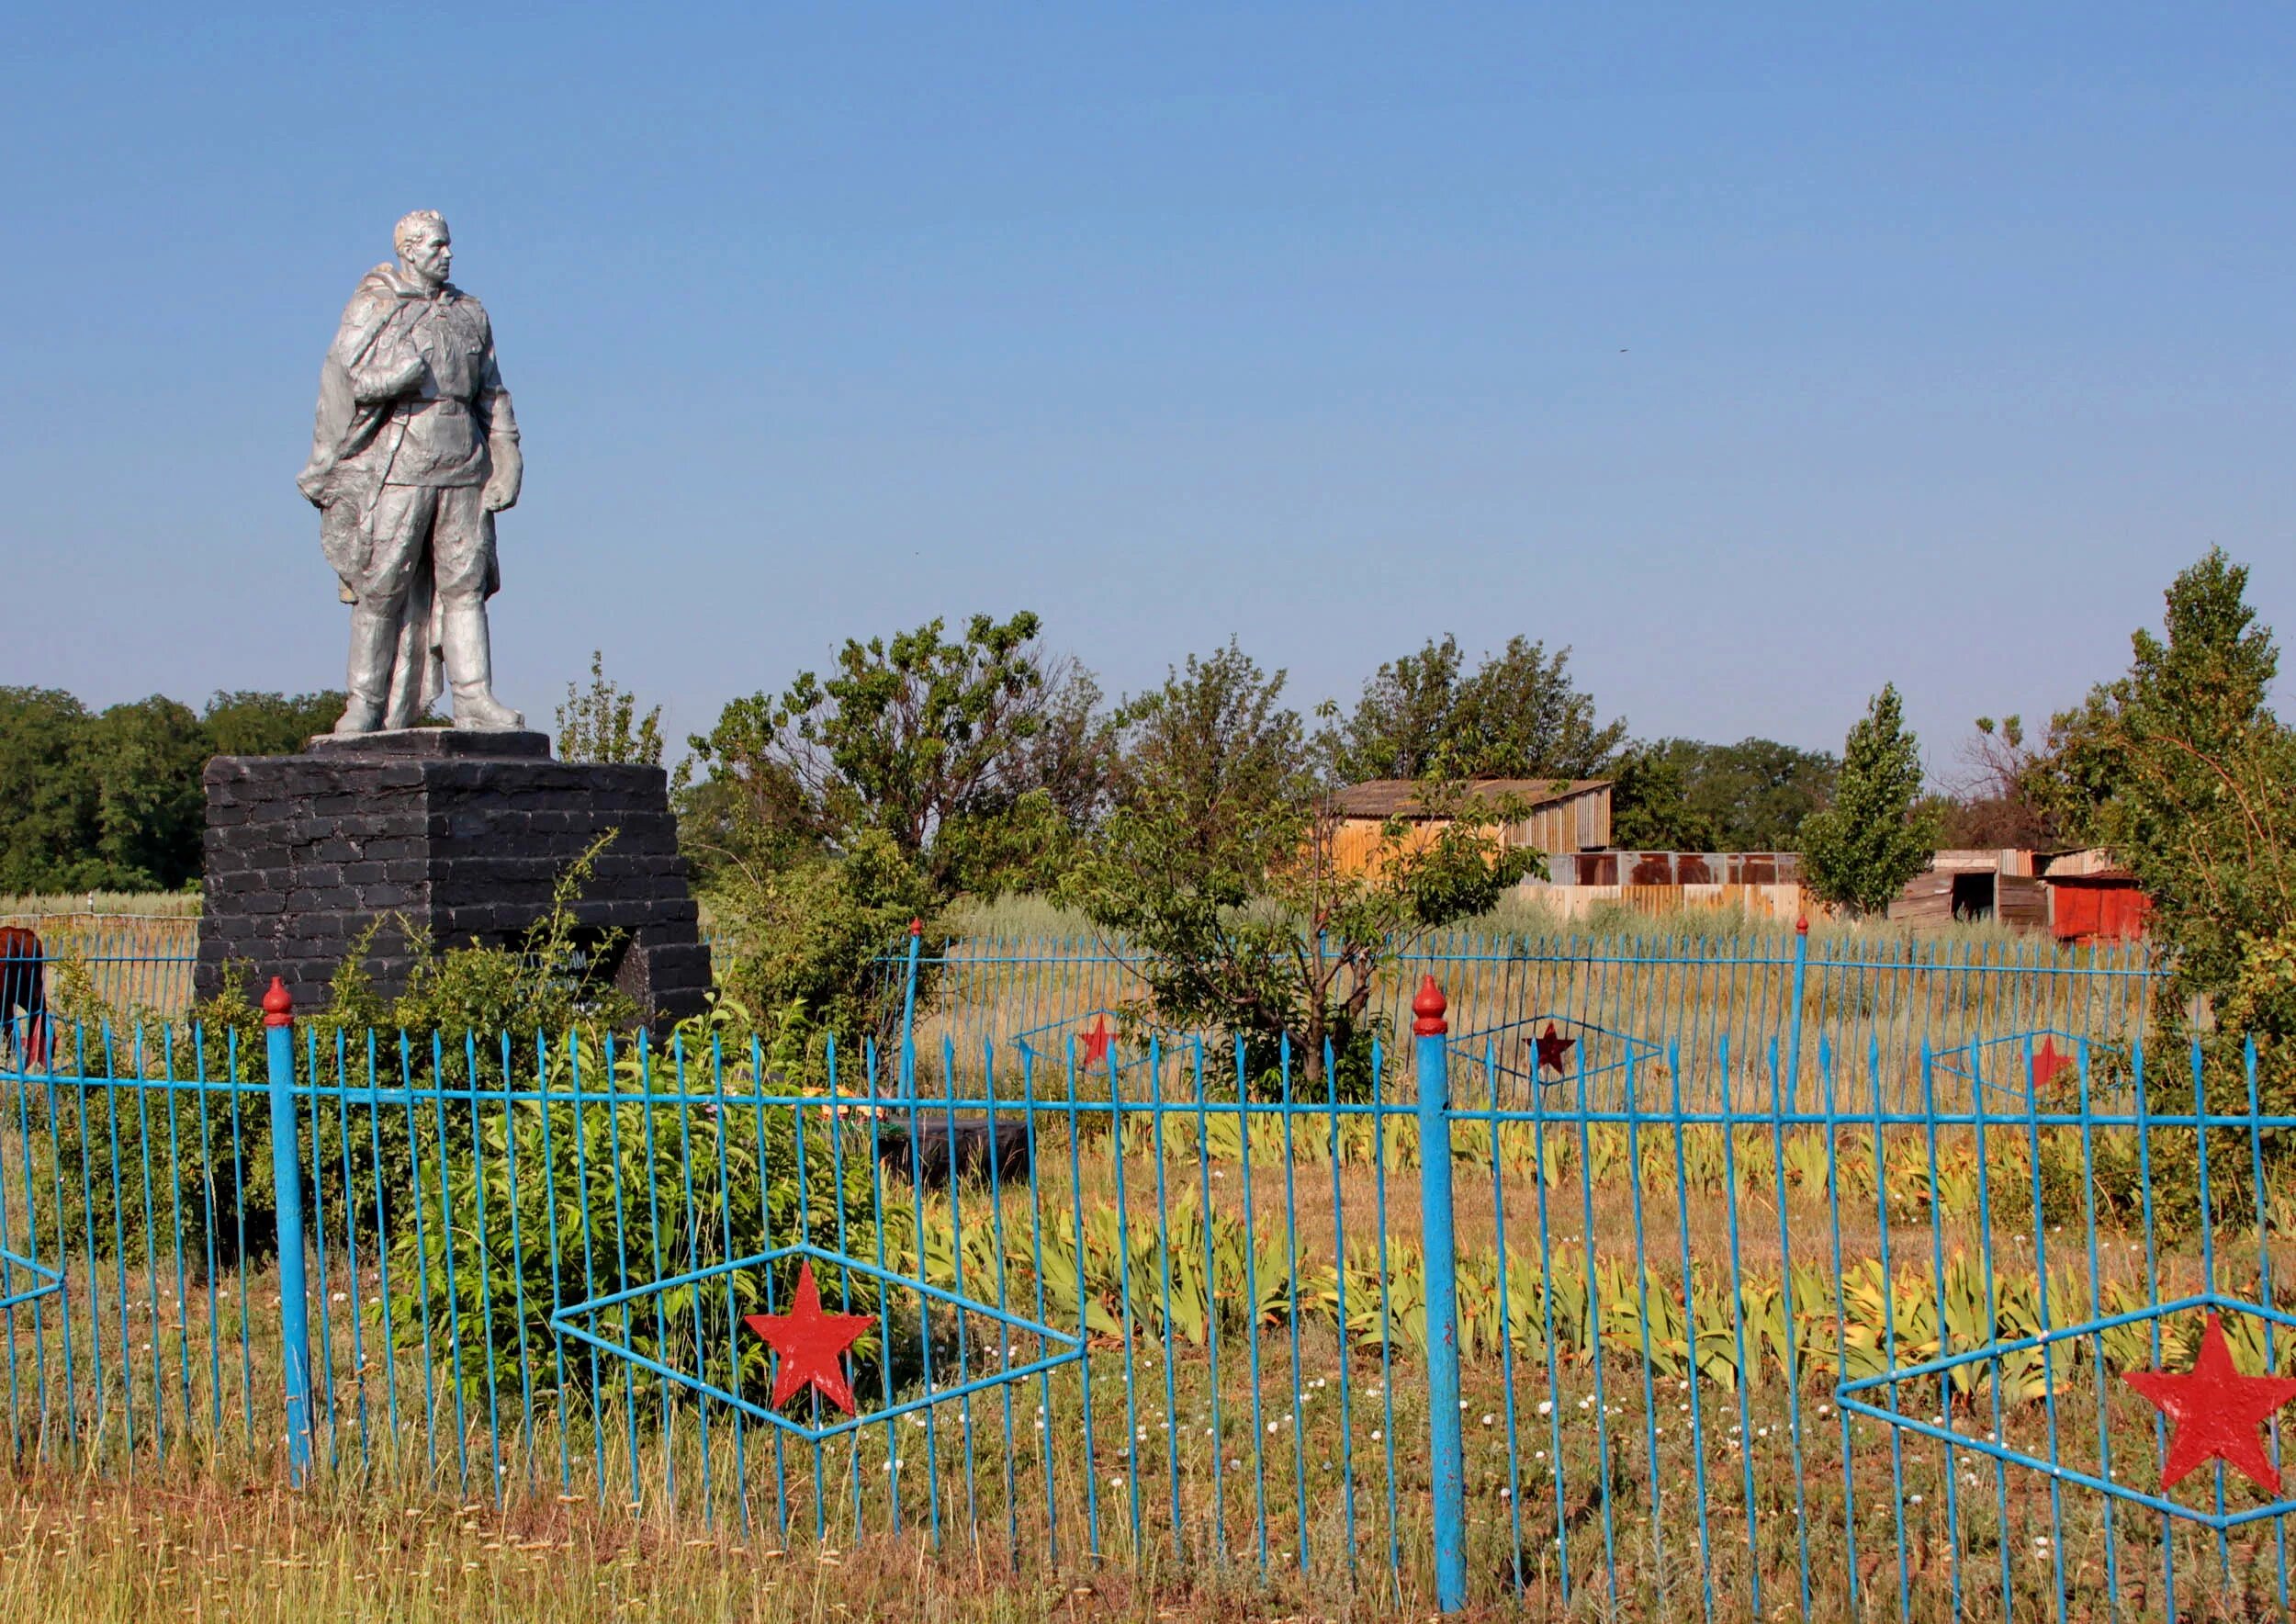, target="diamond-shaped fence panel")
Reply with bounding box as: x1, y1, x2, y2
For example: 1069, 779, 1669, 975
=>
549, 1242, 1086, 1445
